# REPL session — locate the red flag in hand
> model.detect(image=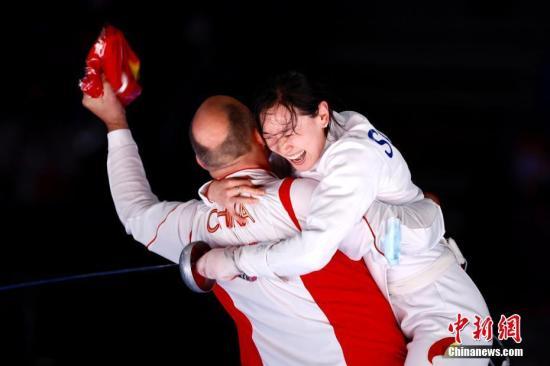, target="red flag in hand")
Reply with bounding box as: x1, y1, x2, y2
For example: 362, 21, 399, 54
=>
79, 25, 142, 106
